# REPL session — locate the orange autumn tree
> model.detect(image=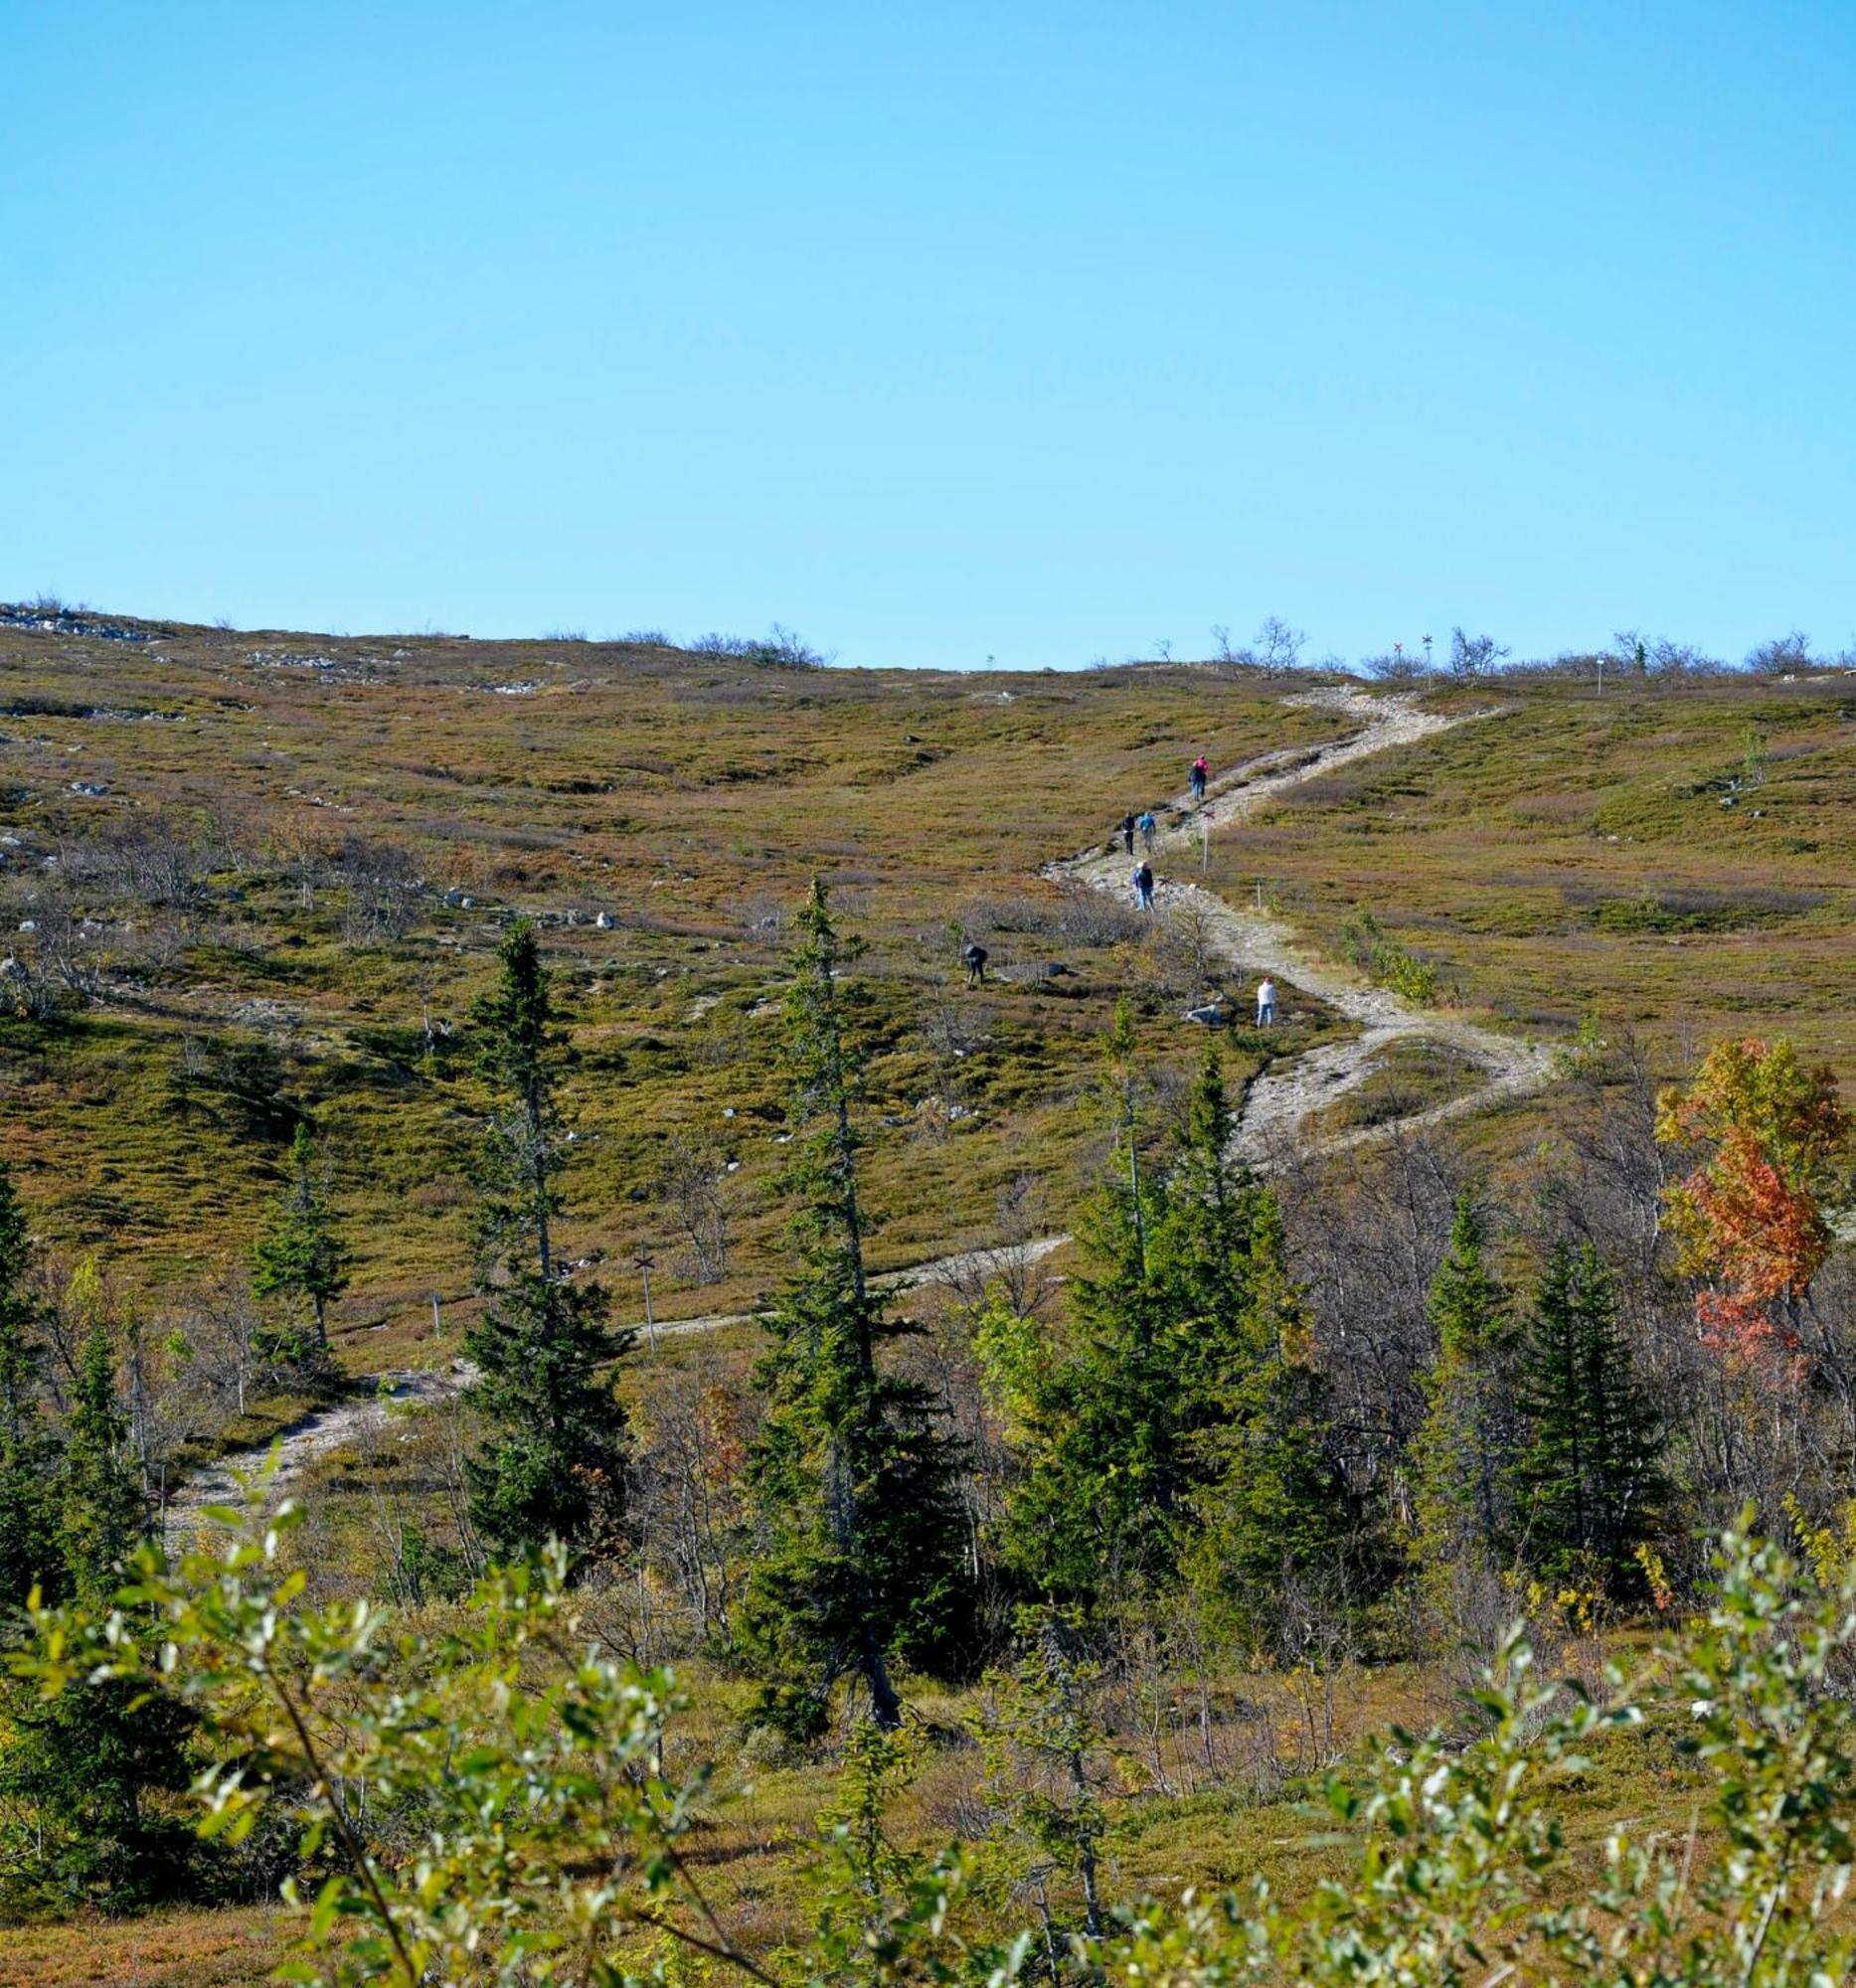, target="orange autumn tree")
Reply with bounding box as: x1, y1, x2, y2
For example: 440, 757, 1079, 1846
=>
1656, 1037, 1850, 1354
